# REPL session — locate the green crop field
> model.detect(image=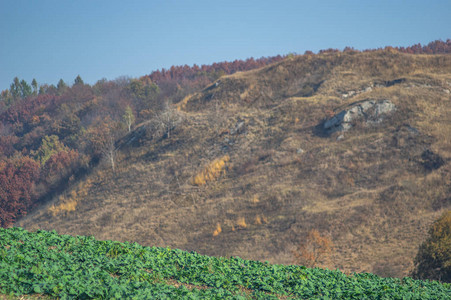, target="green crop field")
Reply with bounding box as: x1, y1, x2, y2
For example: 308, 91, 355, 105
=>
0, 227, 449, 299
